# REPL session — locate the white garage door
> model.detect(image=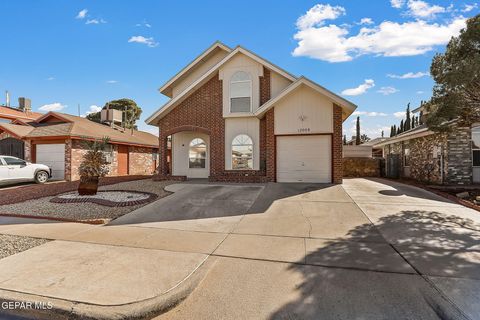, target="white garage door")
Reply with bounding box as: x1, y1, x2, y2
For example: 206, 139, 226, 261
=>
277, 135, 331, 183
36, 144, 65, 180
